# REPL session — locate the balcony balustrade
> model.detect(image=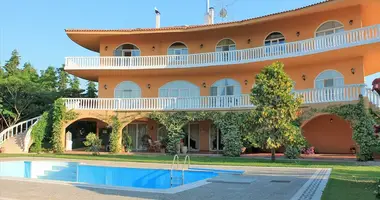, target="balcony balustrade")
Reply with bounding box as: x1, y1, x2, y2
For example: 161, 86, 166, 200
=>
63, 84, 378, 111
65, 25, 380, 70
